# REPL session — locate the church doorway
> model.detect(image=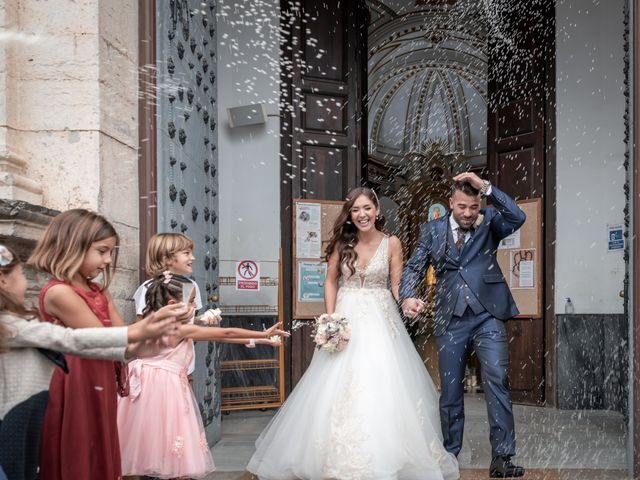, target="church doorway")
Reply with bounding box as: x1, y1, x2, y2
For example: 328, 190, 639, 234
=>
366, 0, 554, 406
